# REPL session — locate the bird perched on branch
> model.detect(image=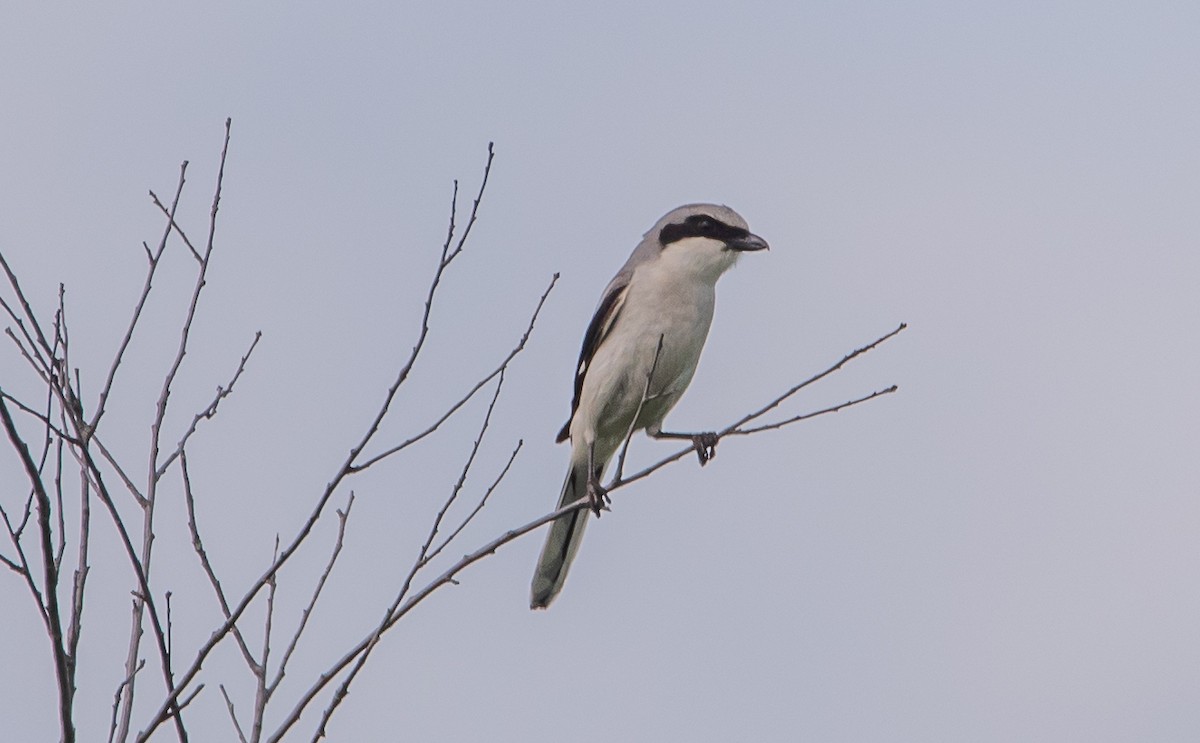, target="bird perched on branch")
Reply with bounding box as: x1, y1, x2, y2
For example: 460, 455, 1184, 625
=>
531, 204, 768, 609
